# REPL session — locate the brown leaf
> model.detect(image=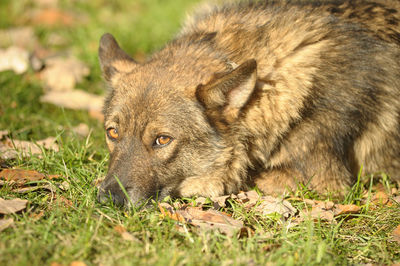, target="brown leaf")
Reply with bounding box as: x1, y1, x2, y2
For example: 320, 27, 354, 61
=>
300, 199, 360, 222
69, 262, 86, 266
0, 137, 59, 160
114, 225, 138, 242
0, 198, 28, 214
210, 195, 230, 208
0, 46, 29, 74
32, 8, 75, 26
40, 90, 103, 112
40, 56, 90, 91
333, 204, 361, 216
0, 130, 9, 140
0, 169, 60, 185
0, 27, 39, 50
29, 210, 45, 221
392, 196, 400, 204
13, 184, 57, 193
158, 202, 186, 223
255, 196, 297, 218
0, 218, 14, 232
371, 191, 390, 206
180, 207, 244, 236
88, 109, 104, 122
159, 203, 244, 236
392, 224, 400, 244
72, 123, 90, 137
